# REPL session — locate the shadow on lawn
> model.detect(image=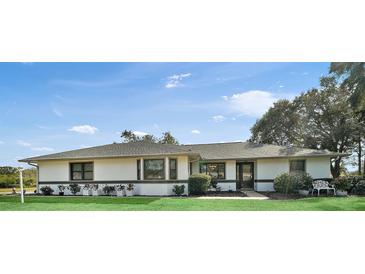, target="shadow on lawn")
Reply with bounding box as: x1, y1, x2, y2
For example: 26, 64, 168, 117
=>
0, 195, 162, 205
